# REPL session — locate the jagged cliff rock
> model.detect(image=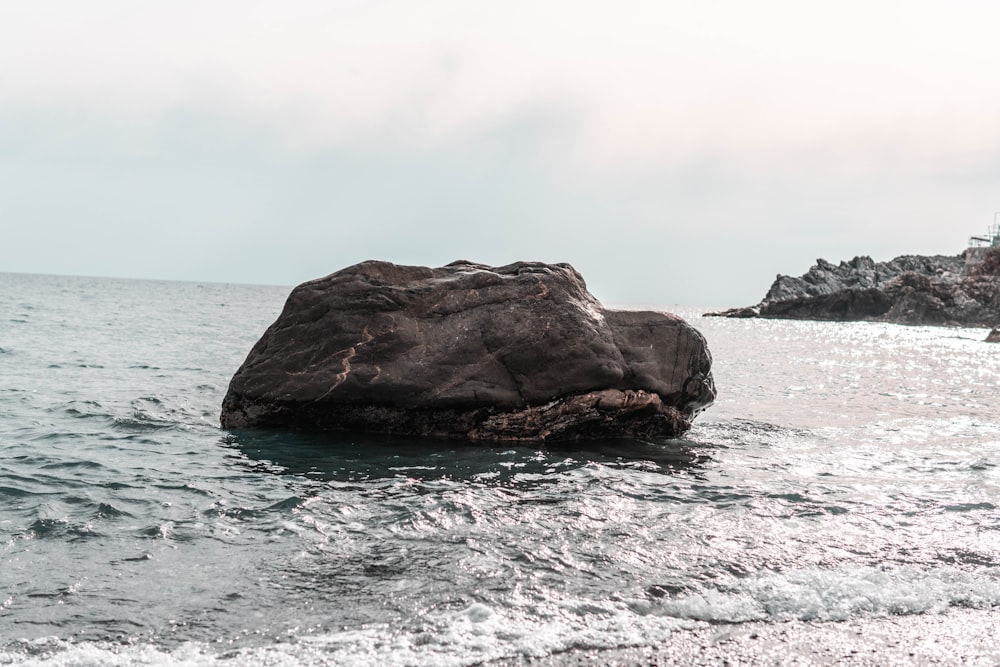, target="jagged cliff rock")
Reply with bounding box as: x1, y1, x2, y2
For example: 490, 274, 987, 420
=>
707, 248, 1000, 327
222, 260, 716, 441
